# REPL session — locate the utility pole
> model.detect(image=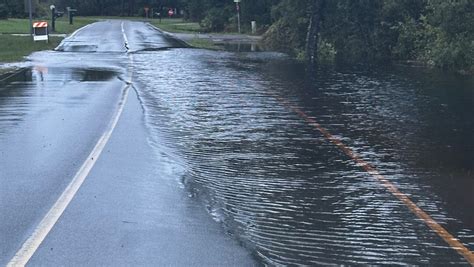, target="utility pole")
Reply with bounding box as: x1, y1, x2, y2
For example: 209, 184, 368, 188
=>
28, 0, 33, 36
234, 0, 241, 34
